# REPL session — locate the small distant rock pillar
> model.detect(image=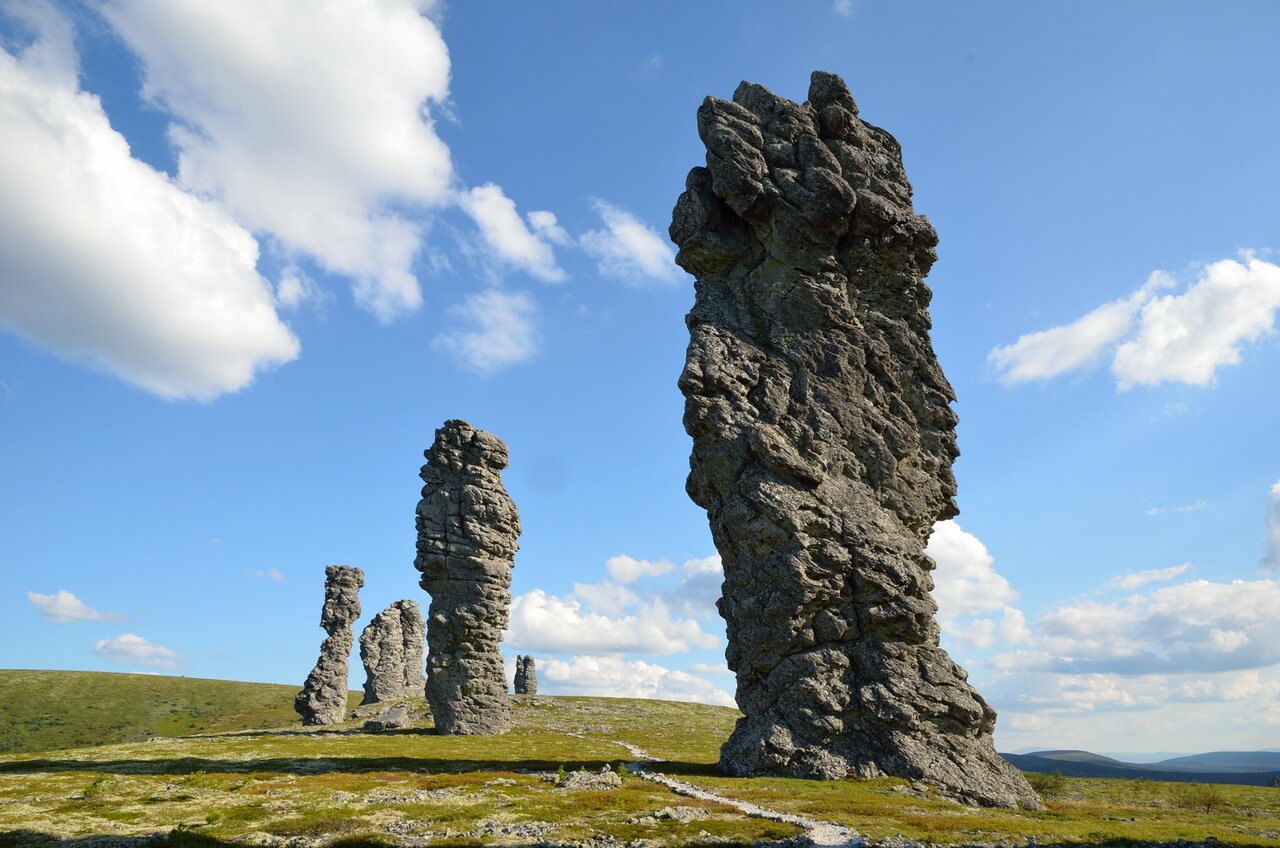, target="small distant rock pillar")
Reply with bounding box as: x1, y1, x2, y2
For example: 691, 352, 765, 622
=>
295, 565, 364, 726
514, 655, 538, 695
671, 71, 1041, 809
359, 599, 426, 705
415, 419, 519, 735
